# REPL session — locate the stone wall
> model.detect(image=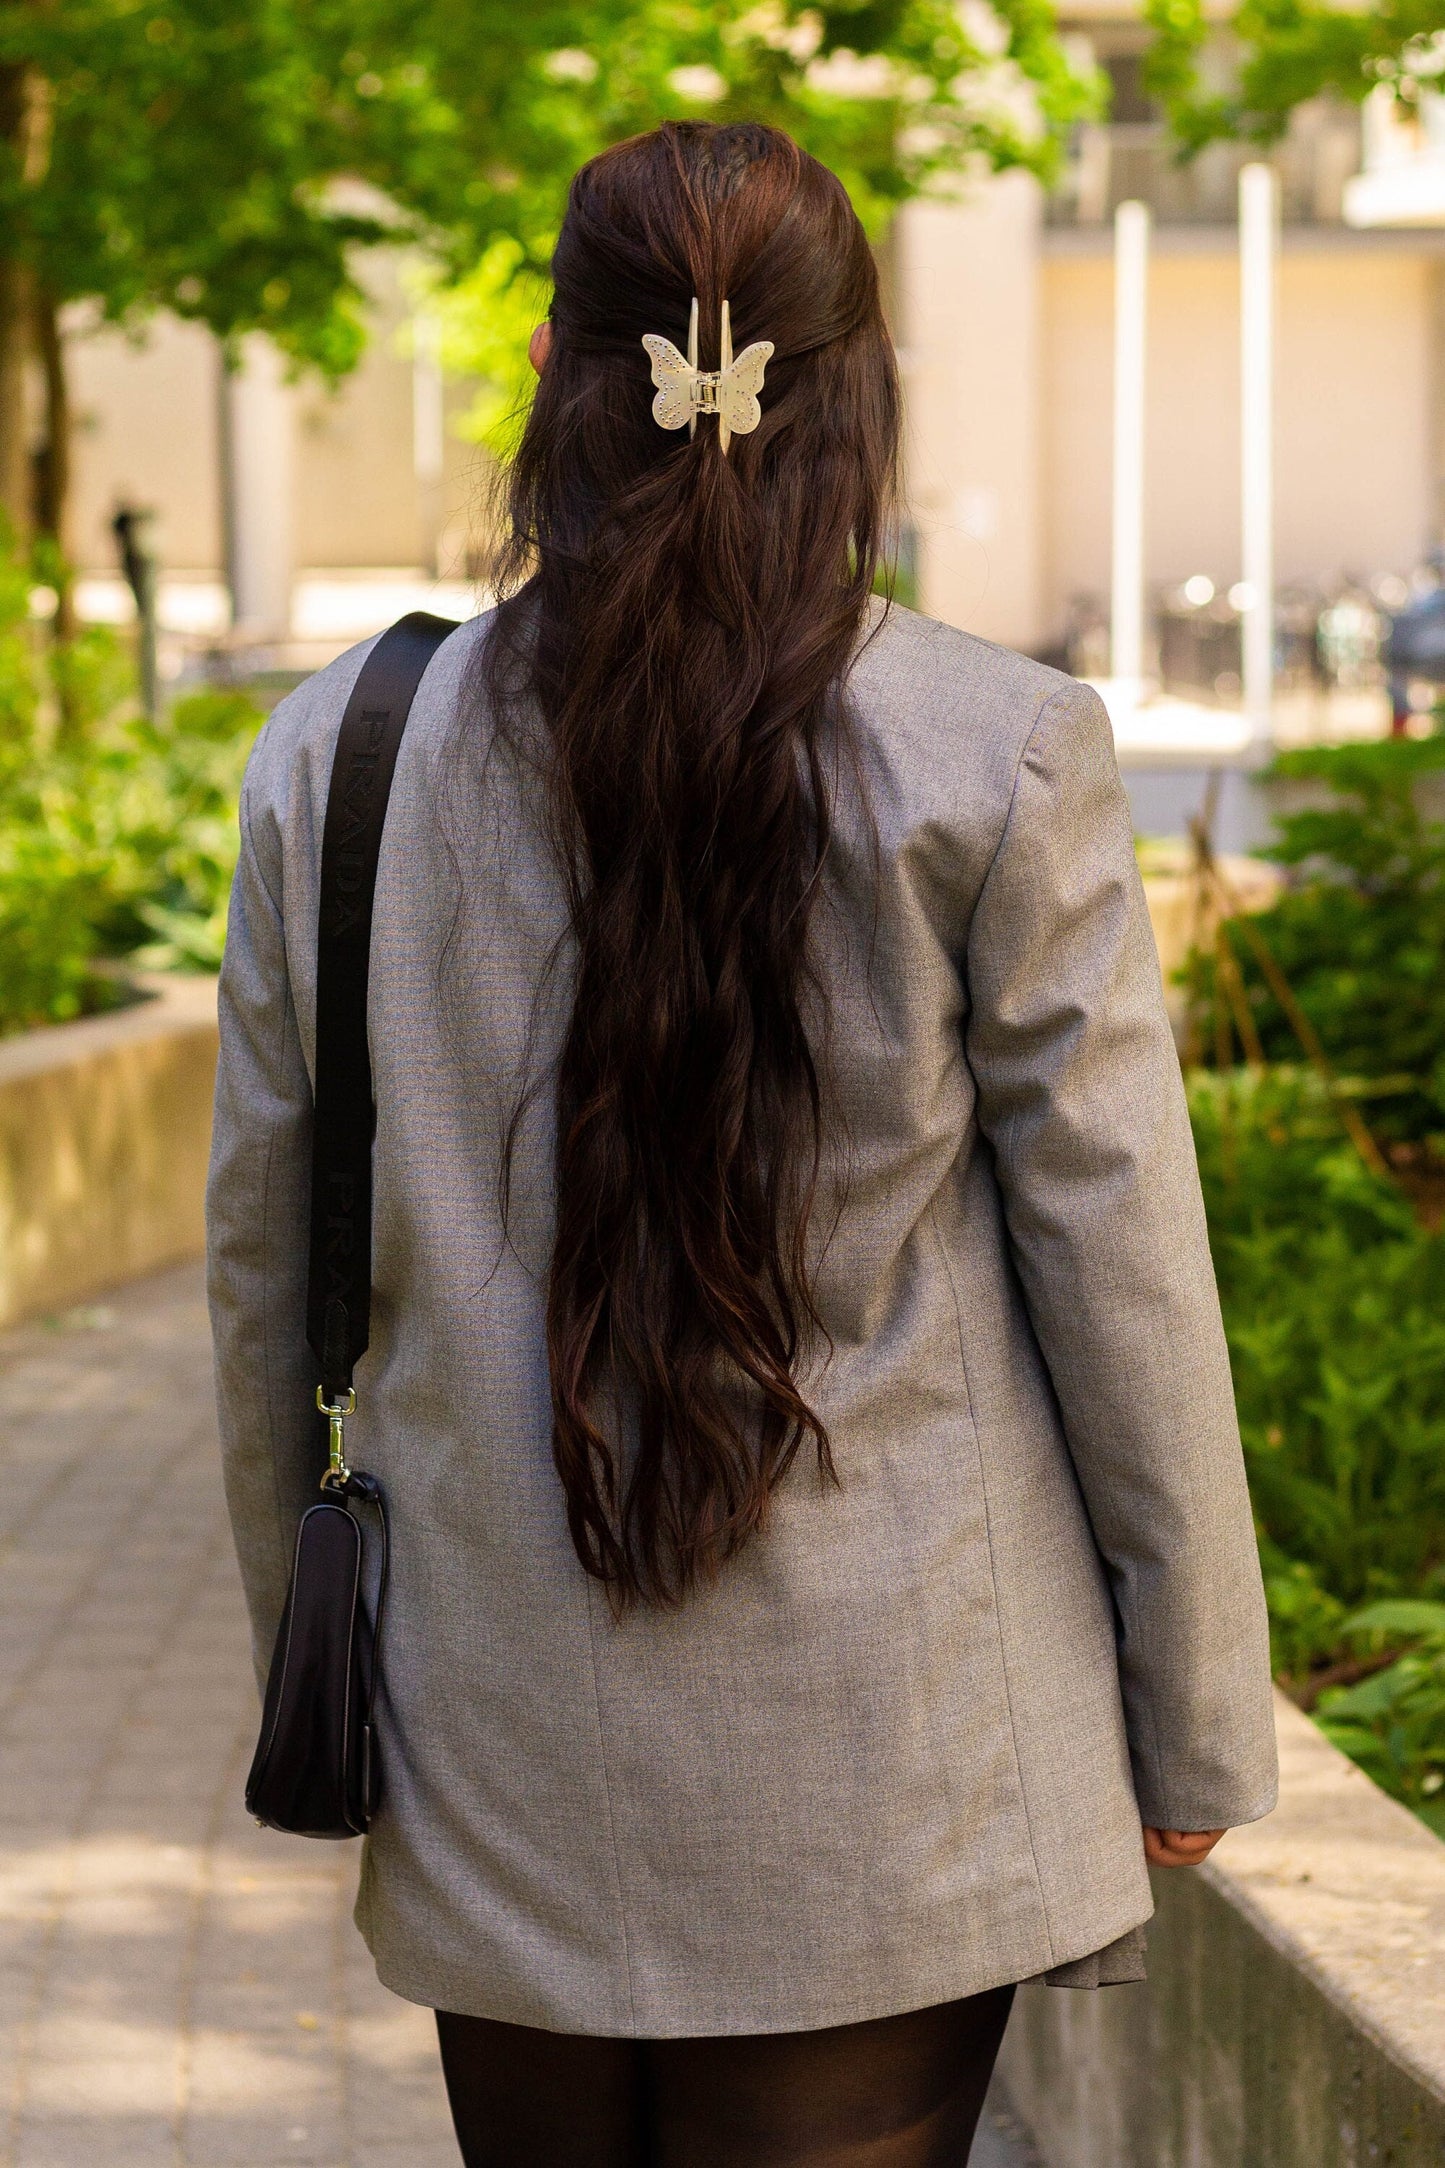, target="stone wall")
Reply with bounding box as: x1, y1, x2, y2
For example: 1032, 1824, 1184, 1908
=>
997, 1694, 1445, 2166
0, 976, 218, 1327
